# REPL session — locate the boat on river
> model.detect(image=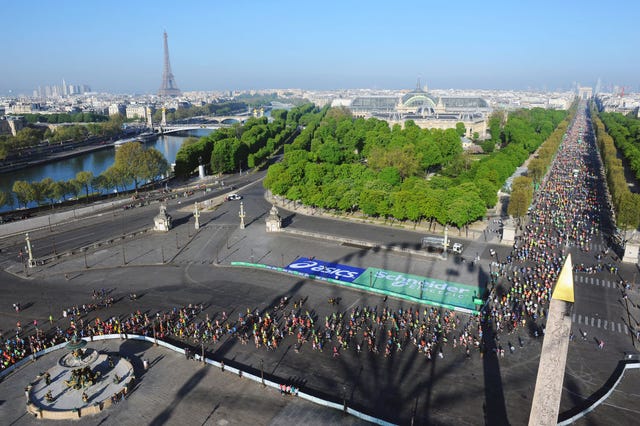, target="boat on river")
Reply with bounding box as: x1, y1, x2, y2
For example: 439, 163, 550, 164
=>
114, 132, 158, 148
